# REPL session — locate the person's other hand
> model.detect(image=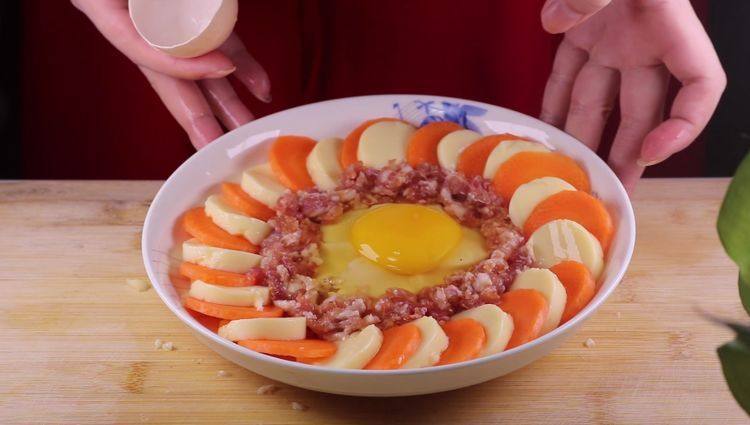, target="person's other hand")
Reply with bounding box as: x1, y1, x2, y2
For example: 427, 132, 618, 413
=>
540, 0, 726, 189
72, 0, 271, 149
